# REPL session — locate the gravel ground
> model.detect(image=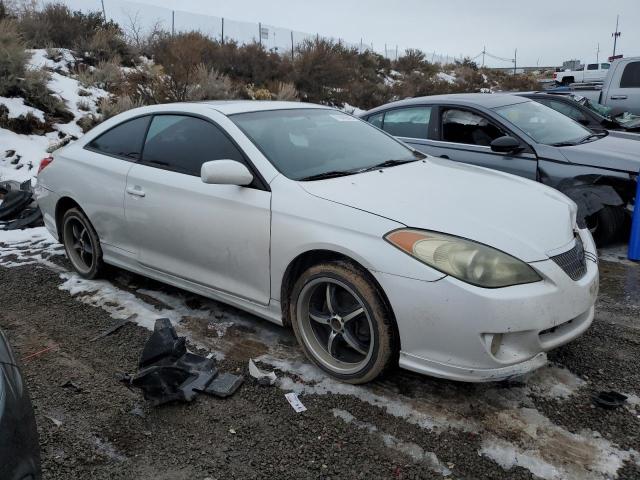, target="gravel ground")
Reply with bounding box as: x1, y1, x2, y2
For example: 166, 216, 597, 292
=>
1, 230, 639, 480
